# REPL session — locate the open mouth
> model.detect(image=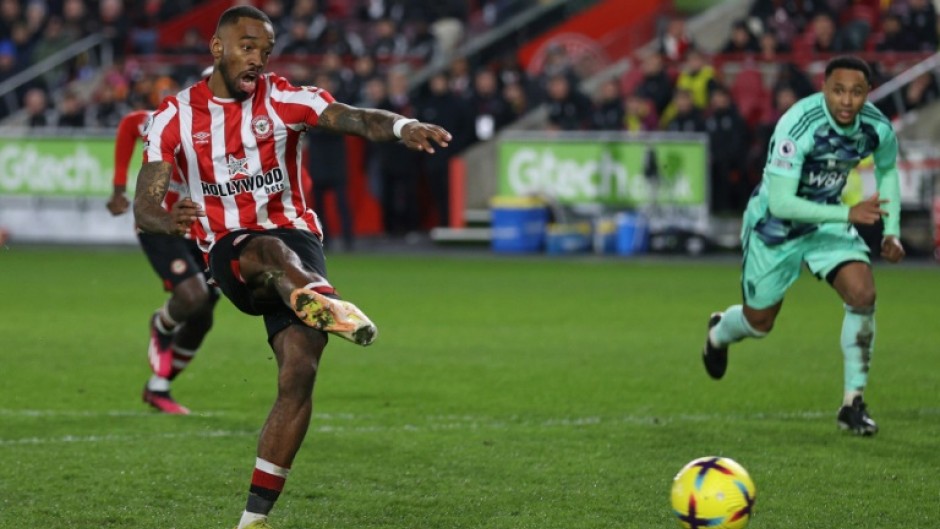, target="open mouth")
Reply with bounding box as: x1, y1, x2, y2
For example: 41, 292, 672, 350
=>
238, 72, 259, 95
